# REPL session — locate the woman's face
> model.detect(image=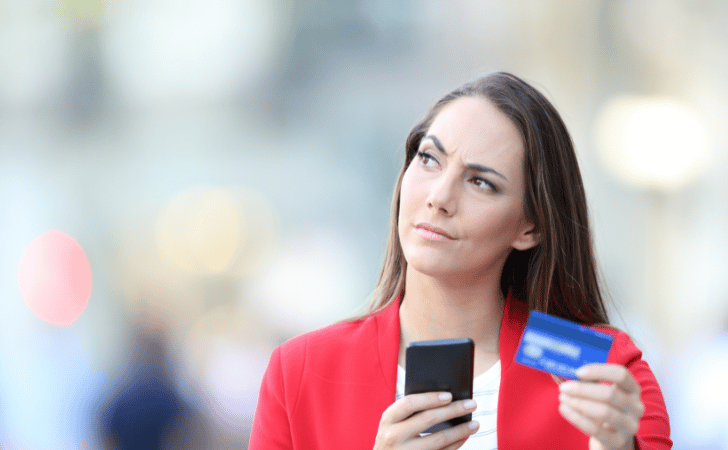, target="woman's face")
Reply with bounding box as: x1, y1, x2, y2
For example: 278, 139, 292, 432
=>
398, 96, 538, 283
